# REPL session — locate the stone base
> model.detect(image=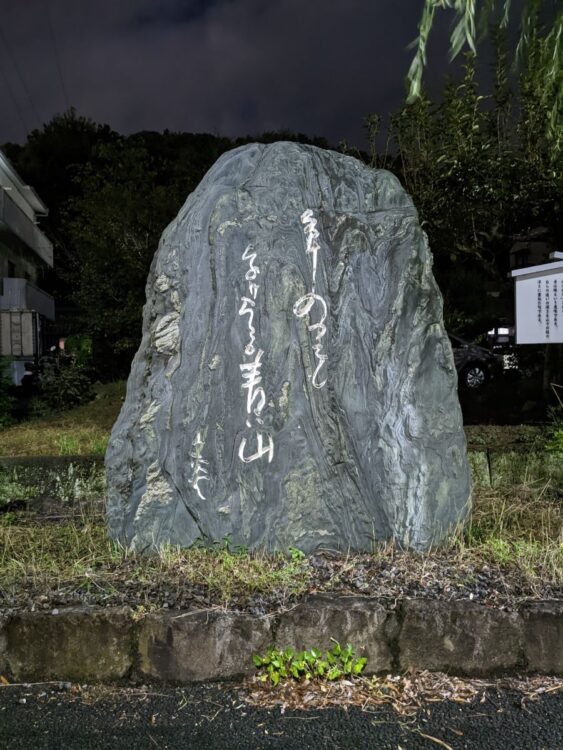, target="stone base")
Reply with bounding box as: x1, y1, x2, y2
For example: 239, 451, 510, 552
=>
1, 598, 561, 682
